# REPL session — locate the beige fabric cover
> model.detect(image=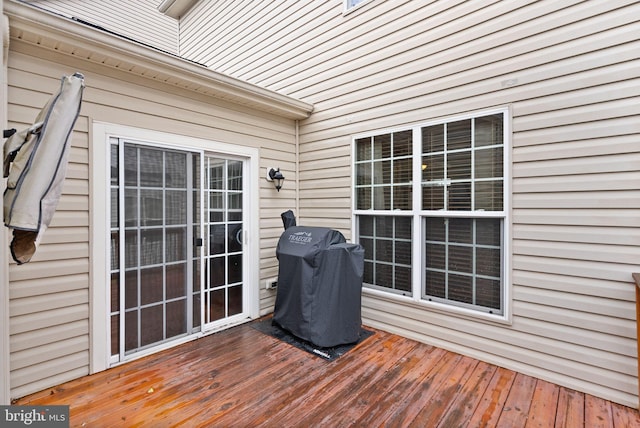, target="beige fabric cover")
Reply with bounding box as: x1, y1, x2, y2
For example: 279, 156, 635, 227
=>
3, 72, 84, 264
